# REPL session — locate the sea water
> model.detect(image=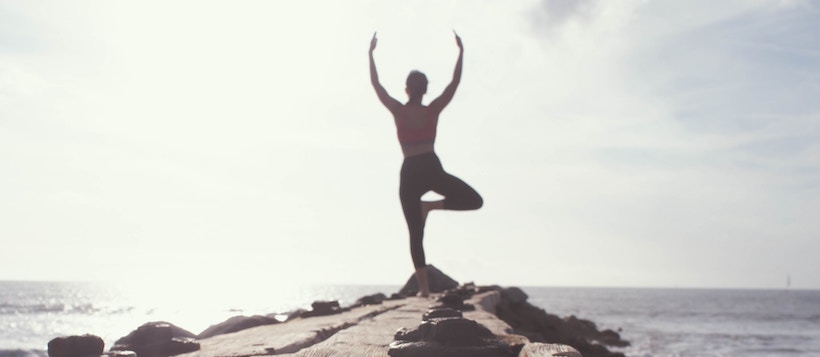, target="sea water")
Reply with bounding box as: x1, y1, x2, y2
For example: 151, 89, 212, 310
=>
1, 281, 819, 357
527, 287, 820, 356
